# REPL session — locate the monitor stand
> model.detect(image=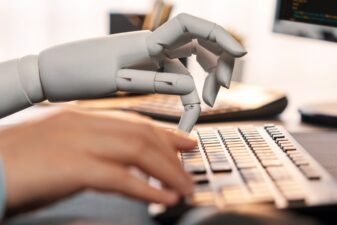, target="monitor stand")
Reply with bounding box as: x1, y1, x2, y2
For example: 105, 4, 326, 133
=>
299, 102, 337, 127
